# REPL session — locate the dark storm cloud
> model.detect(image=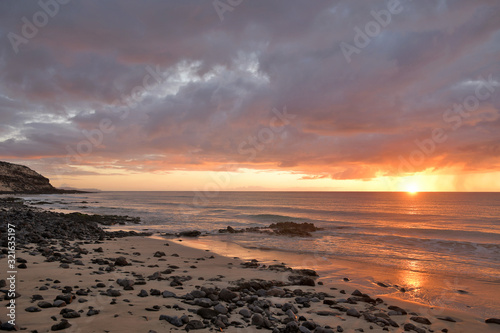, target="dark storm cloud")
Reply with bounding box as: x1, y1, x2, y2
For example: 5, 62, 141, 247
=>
0, 0, 499, 178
